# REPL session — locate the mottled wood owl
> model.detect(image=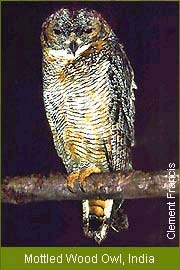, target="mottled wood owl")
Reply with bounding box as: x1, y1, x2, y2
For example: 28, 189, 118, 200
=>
41, 8, 137, 244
